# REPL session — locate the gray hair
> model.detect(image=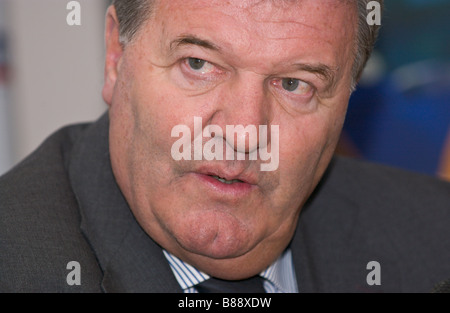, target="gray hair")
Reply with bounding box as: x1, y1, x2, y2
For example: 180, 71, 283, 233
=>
111, 0, 383, 88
